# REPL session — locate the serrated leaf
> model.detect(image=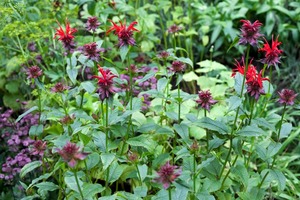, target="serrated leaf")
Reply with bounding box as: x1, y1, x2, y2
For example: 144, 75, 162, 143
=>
196, 117, 229, 135
20, 161, 42, 178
